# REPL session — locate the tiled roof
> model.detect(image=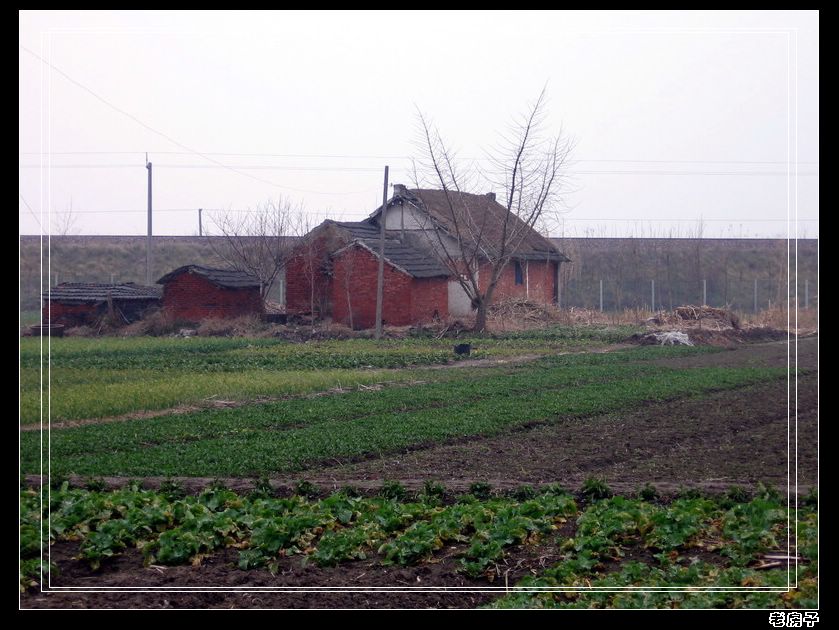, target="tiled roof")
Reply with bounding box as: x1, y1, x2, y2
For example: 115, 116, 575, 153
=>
156, 265, 261, 289
383, 187, 570, 262
43, 283, 162, 303
332, 222, 451, 278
